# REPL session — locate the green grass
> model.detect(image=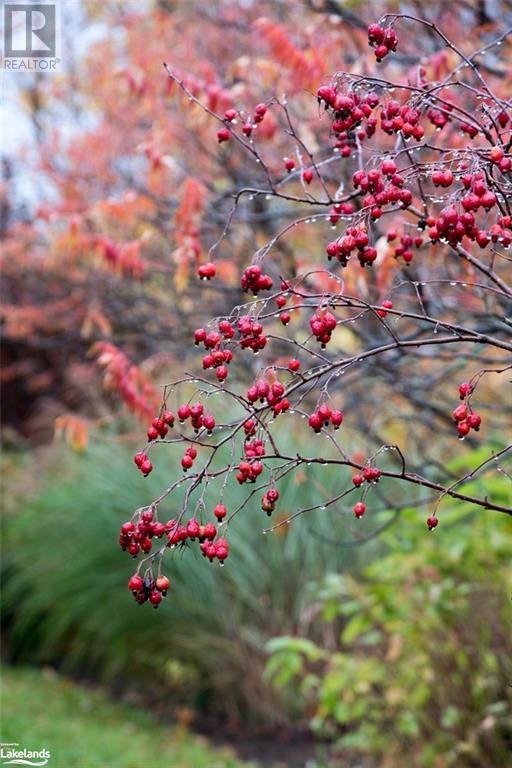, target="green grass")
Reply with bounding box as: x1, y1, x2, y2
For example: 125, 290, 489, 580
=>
1, 666, 253, 768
